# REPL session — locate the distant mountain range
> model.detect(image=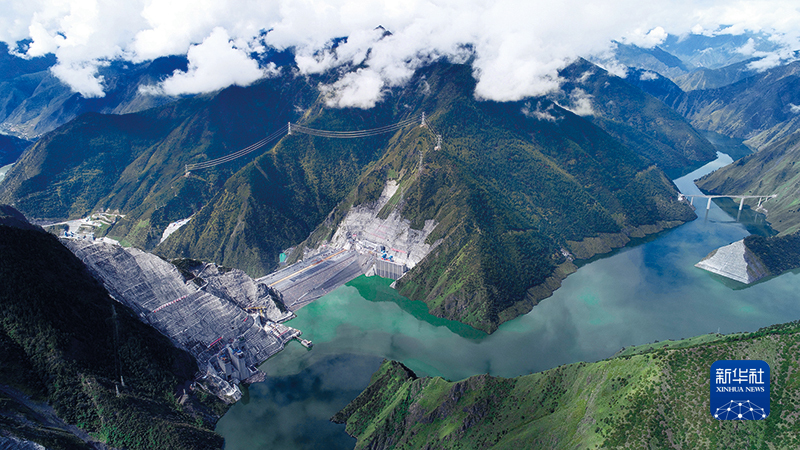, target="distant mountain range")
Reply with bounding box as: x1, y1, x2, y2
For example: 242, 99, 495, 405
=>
611, 32, 779, 86
0, 42, 185, 139
625, 55, 800, 151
